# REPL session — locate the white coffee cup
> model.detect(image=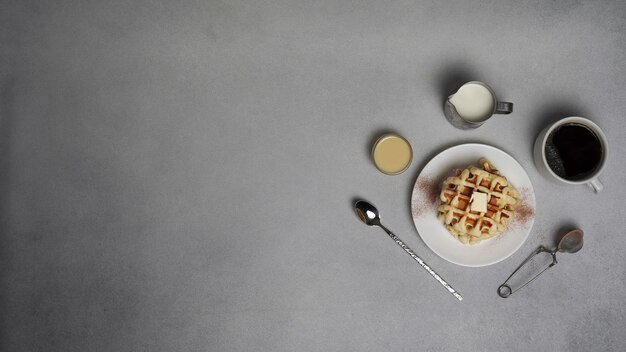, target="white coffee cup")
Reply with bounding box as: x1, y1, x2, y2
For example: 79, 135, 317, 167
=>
533, 116, 608, 193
